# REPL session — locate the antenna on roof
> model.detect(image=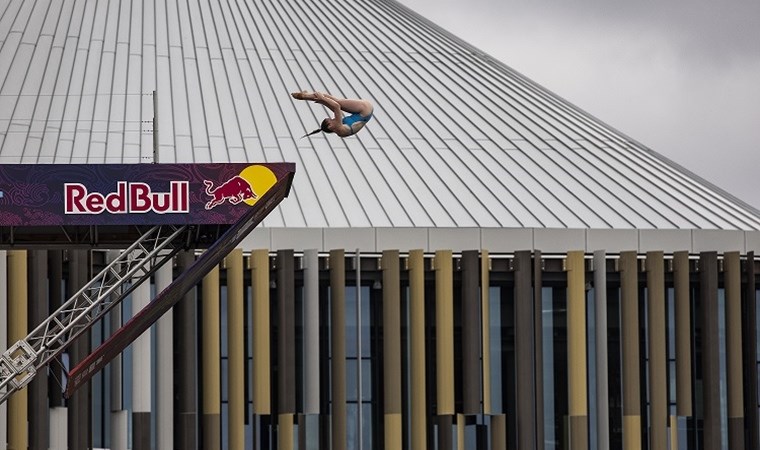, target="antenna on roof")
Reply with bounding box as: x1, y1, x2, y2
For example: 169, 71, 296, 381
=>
153, 91, 159, 164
